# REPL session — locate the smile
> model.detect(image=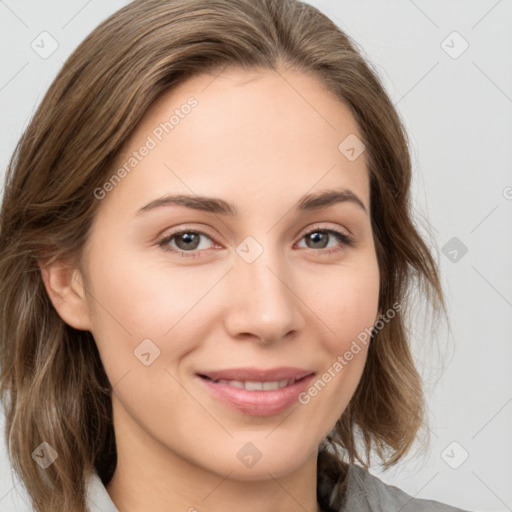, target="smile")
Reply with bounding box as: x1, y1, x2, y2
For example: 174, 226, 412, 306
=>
201, 376, 301, 390
195, 367, 315, 416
